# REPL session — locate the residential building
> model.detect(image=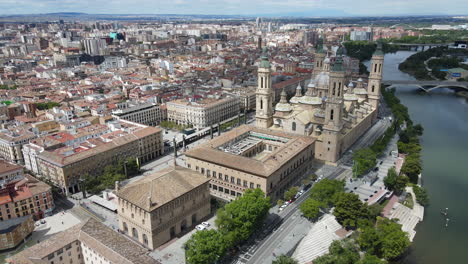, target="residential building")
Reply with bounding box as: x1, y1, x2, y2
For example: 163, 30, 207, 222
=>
0, 215, 35, 251
0, 161, 54, 221
112, 102, 163, 126
7, 218, 160, 264
116, 166, 210, 249
31, 121, 162, 194
167, 96, 240, 129
185, 125, 315, 202
0, 129, 36, 164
